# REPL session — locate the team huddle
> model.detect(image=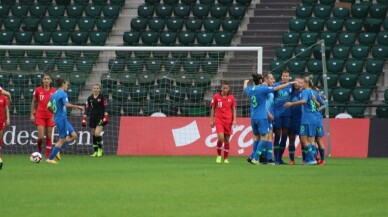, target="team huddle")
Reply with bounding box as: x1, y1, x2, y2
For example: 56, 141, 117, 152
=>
0, 74, 109, 168
211, 70, 327, 166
